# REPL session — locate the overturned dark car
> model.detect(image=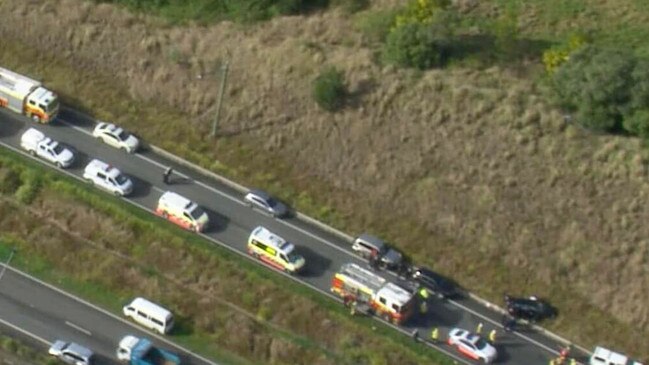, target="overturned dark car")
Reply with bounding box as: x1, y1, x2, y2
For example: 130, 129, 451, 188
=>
504, 294, 557, 322
411, 267, 460, 299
